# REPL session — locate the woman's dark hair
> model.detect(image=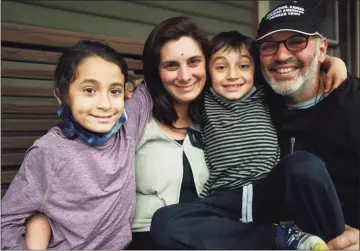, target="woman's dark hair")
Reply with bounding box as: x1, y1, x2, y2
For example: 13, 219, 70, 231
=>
208, 30, 265, 88
142, 16, 209, 127
54, 40, 129, 104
